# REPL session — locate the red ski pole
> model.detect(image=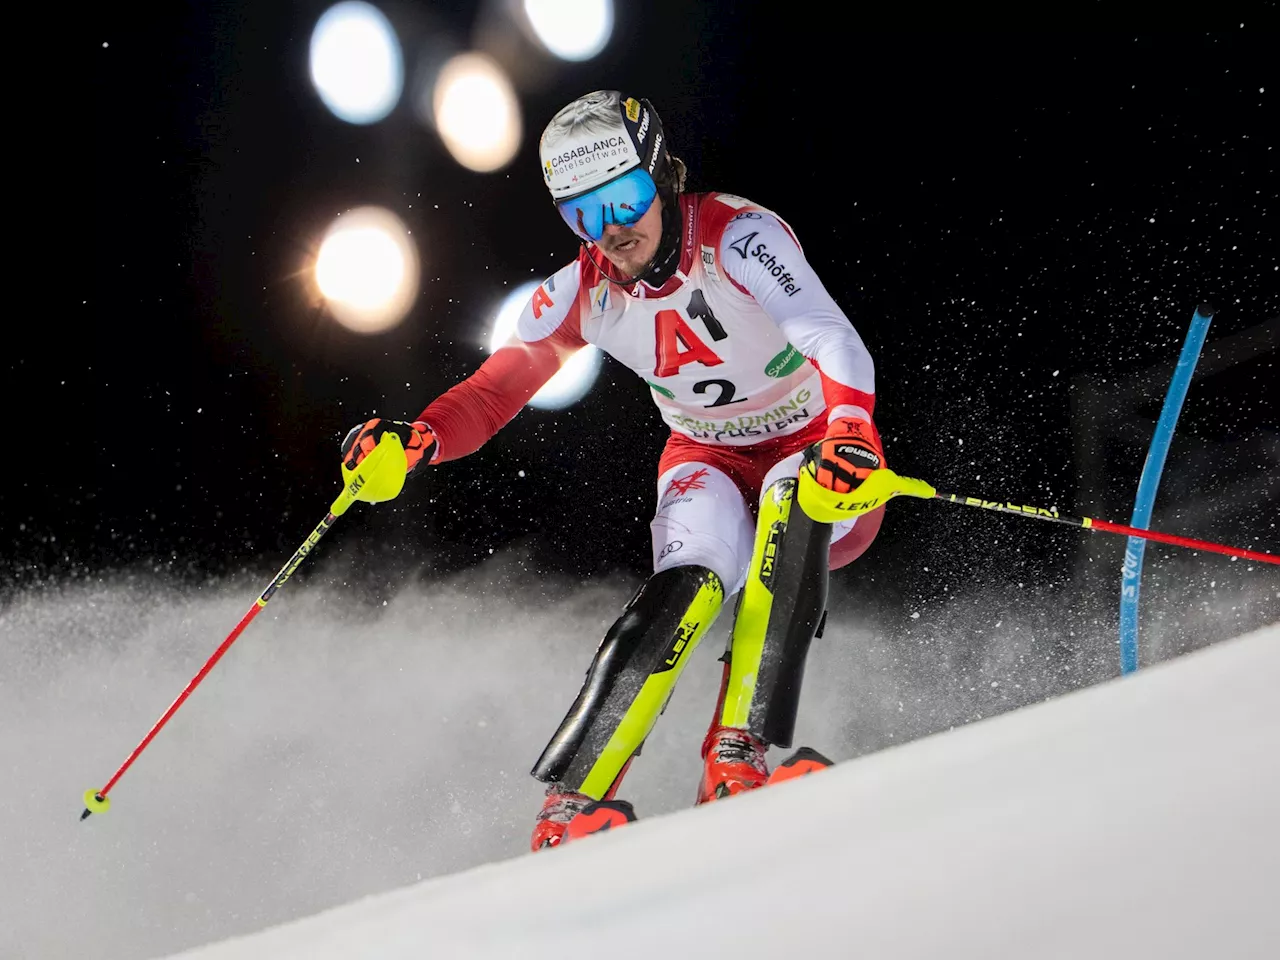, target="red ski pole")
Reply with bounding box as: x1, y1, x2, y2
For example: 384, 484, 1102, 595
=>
931, 488, 1278, 565
798, 468, 1277, 566
80, 433, 410, 820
